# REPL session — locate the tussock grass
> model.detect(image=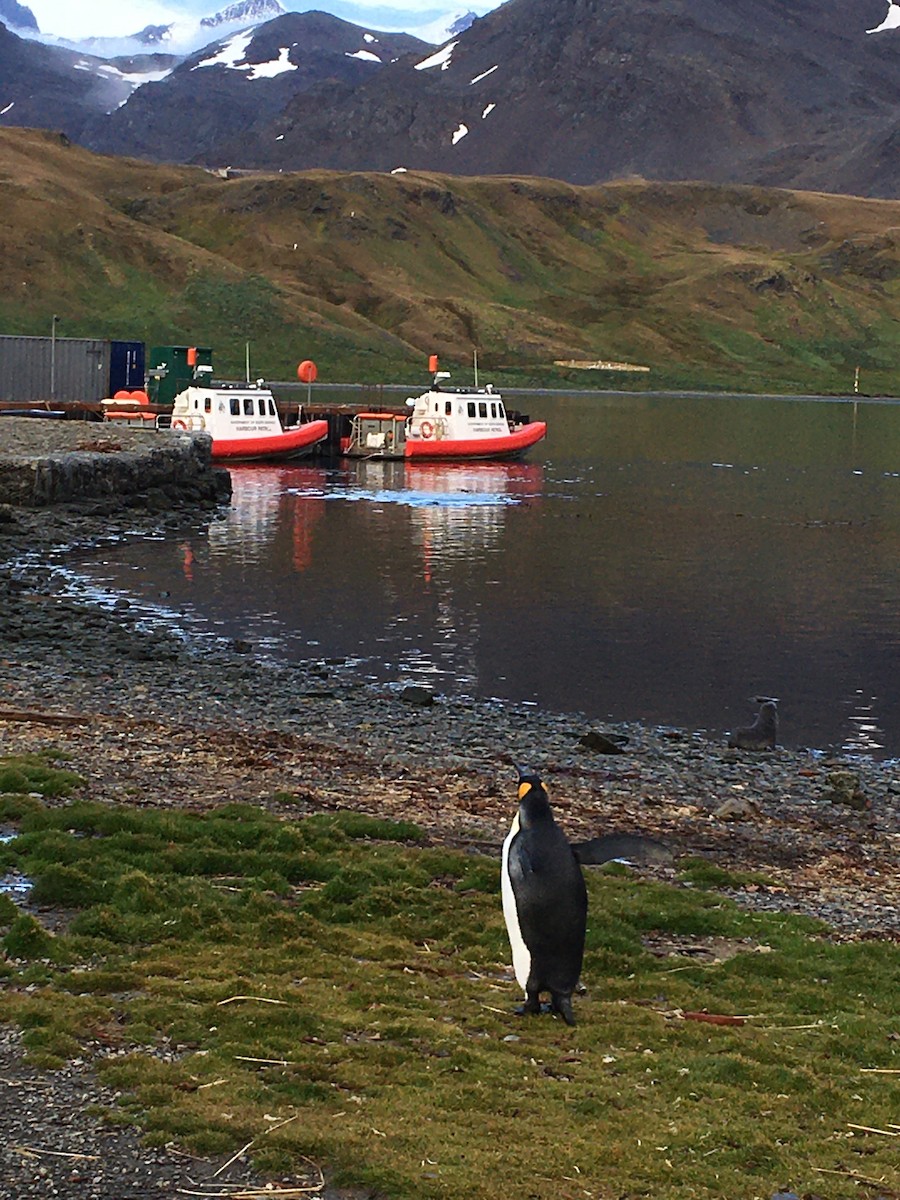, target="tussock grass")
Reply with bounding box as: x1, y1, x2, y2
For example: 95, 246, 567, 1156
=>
0, 775, 896, 1199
